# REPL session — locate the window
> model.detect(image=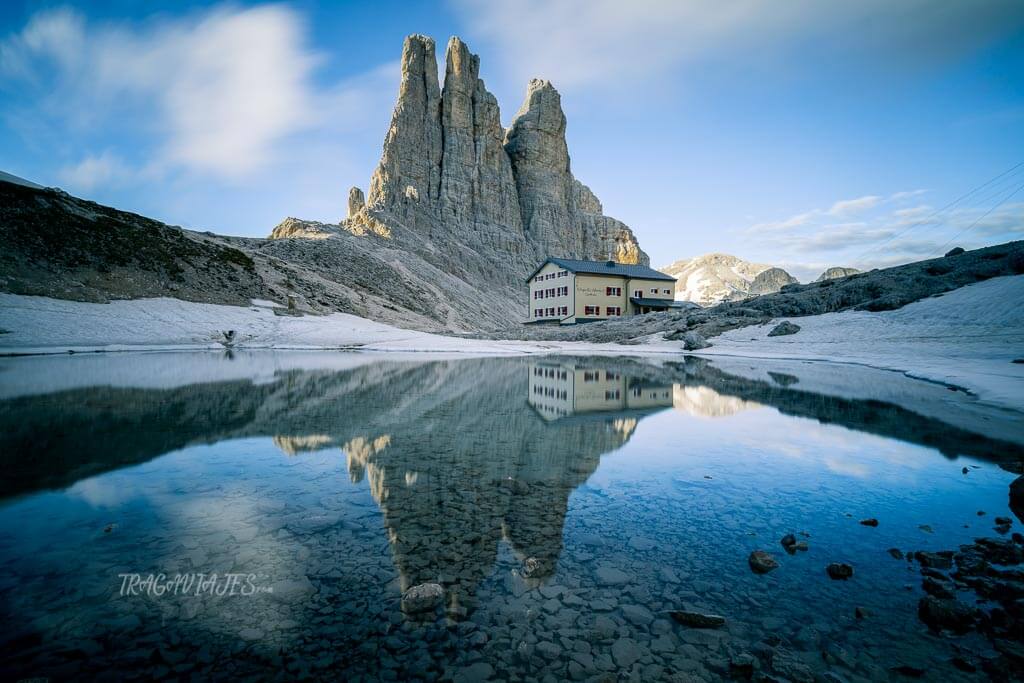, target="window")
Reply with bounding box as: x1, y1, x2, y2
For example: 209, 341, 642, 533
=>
606, 371, 620, 381
633, 291, 642, 298
558, 286, 568, 296
584, 305, 599, 316
605, 390, 621, 400
606, 286, 621, 296
663, 289, 671, 295
606, 306, 621, 316
632, 387, 642, 397
583, 371, 599, 382
650, 288, 658, 295
547, 307, 555, 316
534, 308, 542, 317
558, 306, 568, 316
546, 288, 555, 297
